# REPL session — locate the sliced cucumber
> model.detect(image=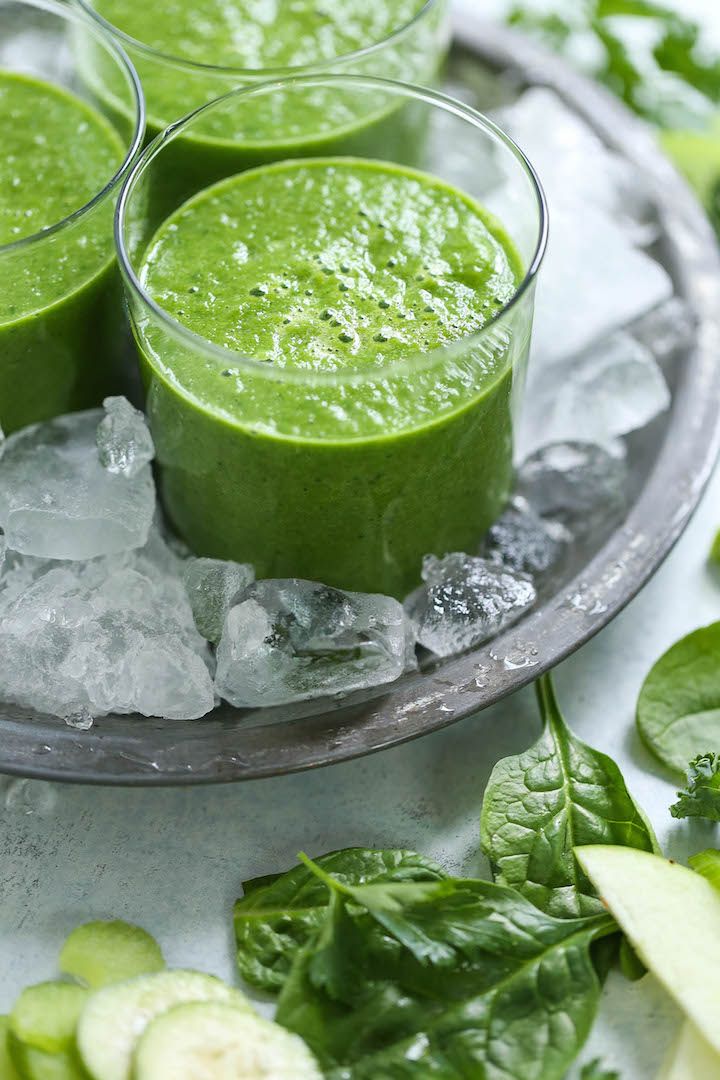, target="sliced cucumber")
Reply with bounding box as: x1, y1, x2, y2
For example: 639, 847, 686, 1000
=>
10, 983, 89, 1054
133, 1002, 322, 1079
6, 1033, 87, 1080
0, 1018, 21, 1080
59, 921, 164, 989
76, 971, 252, 1080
